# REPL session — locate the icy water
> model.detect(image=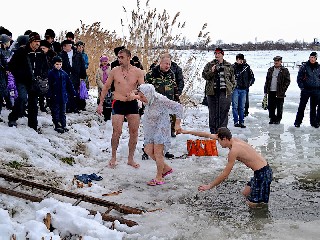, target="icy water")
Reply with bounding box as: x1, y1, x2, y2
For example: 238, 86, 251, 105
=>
130, 50, 320, 240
